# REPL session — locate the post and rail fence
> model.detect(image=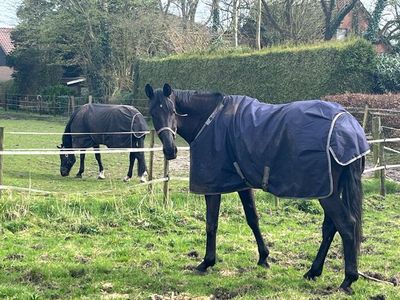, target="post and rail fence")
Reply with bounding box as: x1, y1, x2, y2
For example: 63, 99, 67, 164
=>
0, 104, 399, 200
0, 94, 149, 119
